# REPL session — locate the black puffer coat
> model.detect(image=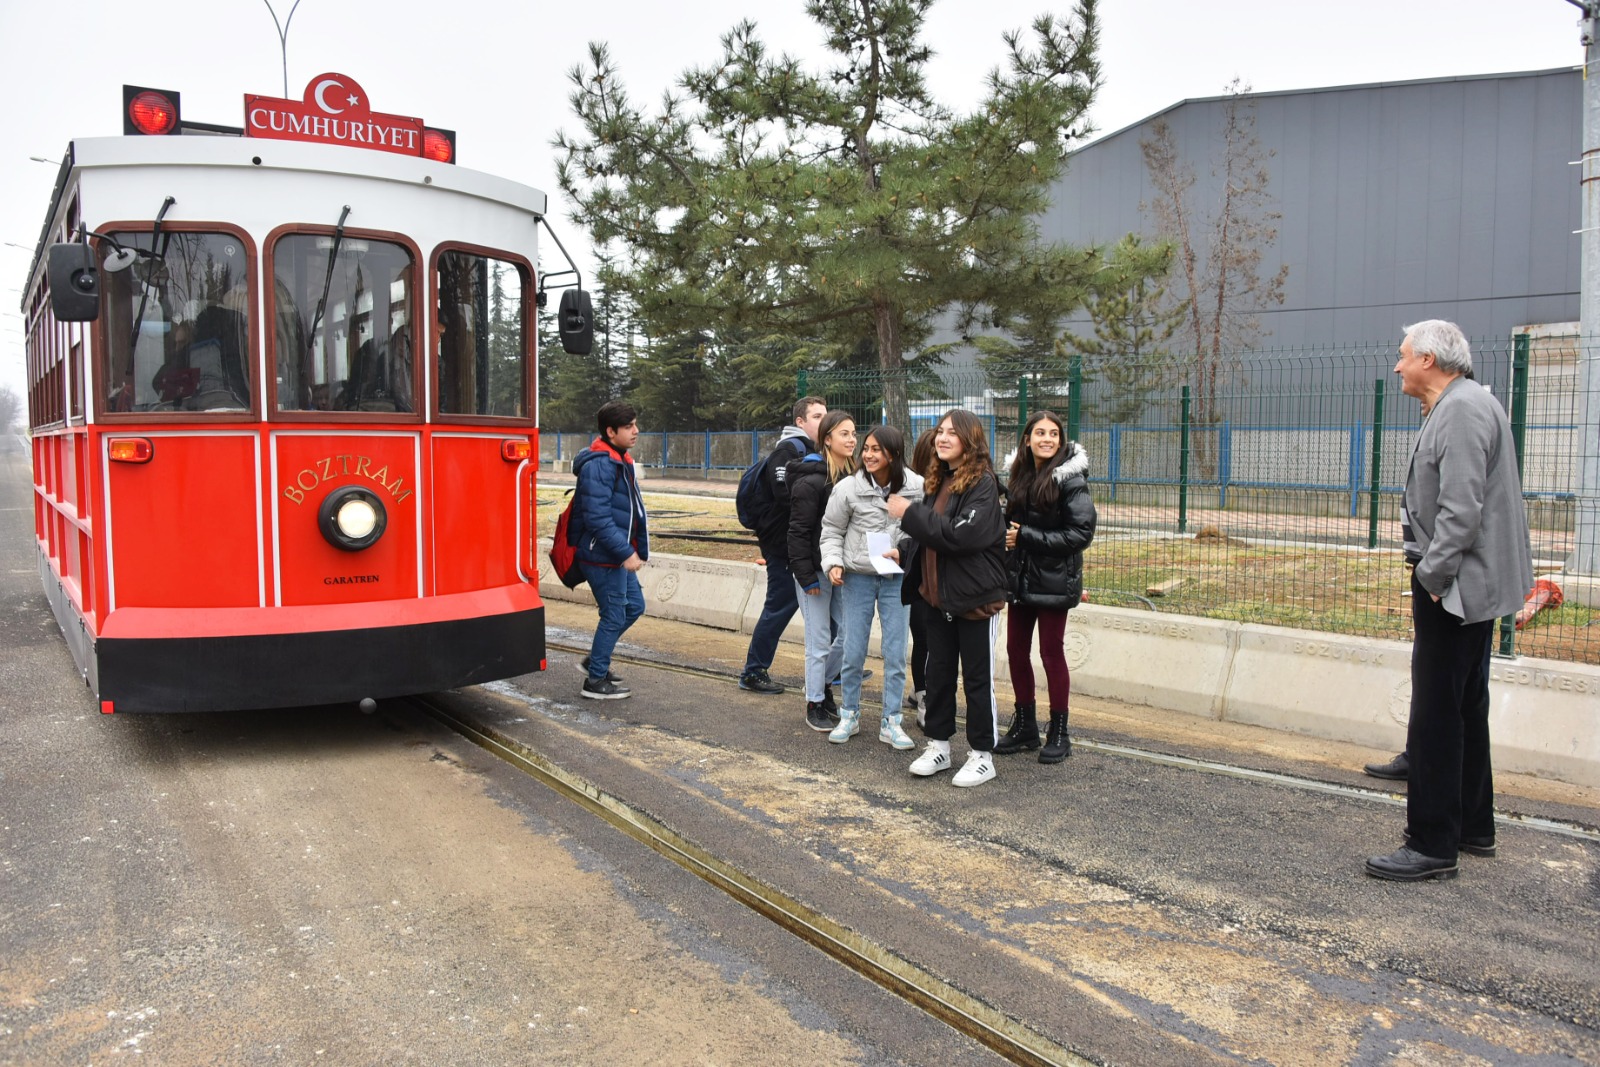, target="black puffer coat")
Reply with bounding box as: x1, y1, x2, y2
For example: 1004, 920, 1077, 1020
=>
785, 451, 833, 591
899, 466, 1007, 617
1005, 443, 1096, 610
